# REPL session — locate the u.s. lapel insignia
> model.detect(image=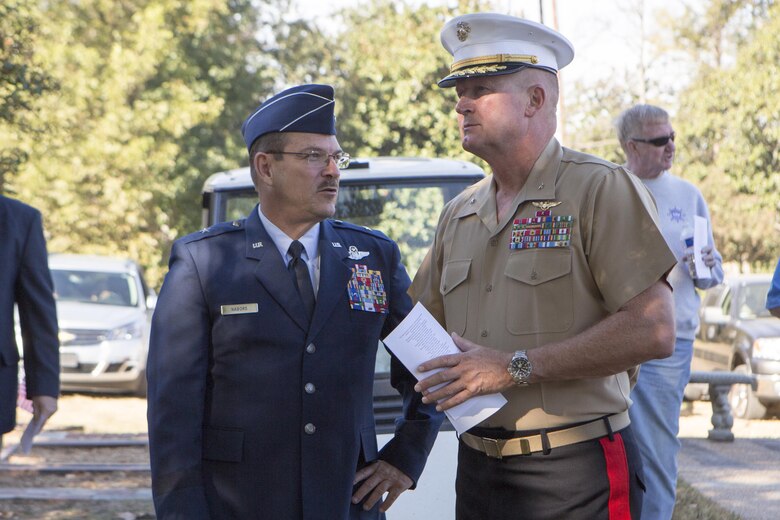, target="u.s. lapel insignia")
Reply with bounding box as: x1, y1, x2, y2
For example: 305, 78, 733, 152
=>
347, 264, 388, 314
347, 245, 370, 260
252, 241, 263, 249
532, 201, 562, 211
332, 242, 342, 248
